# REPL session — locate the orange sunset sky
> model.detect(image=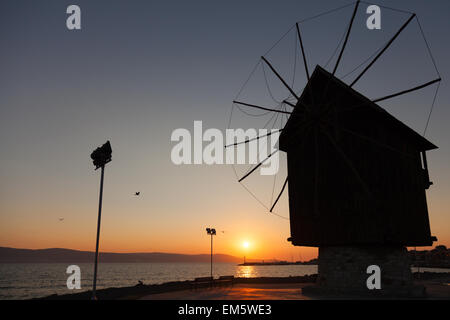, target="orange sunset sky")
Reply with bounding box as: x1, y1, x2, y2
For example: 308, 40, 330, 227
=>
1, 0, 450, 262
